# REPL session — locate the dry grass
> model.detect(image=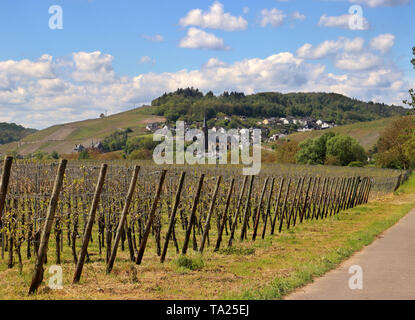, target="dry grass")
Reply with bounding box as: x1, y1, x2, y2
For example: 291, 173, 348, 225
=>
0, 175, 414, 300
